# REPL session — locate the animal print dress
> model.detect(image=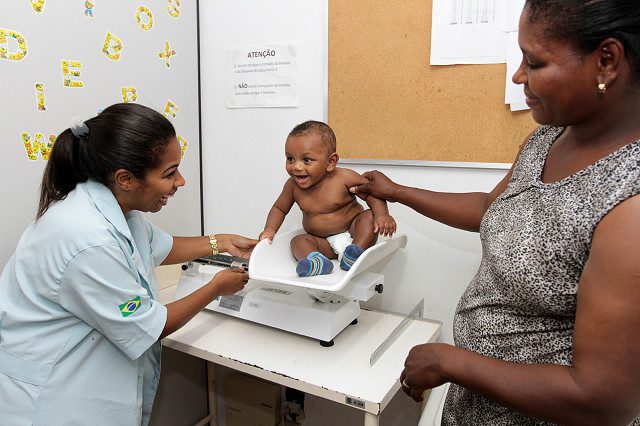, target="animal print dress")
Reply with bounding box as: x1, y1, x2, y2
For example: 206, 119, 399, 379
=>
441, 125, 640, 425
